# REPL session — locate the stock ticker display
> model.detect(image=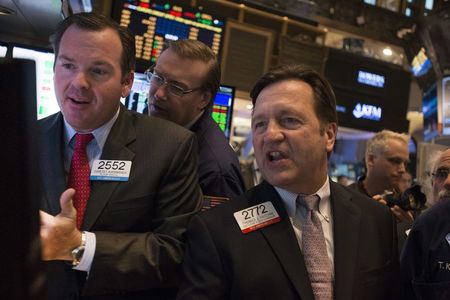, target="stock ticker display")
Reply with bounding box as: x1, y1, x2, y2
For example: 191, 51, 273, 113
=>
115, 0, 224, 69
